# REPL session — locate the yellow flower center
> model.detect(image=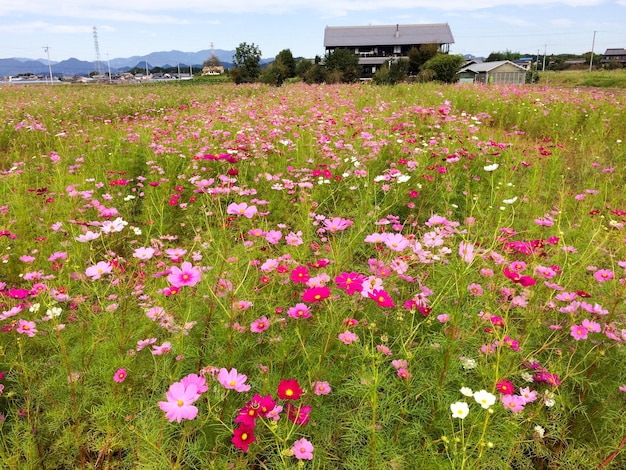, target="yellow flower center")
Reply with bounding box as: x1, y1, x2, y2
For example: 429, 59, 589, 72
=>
177, 400, 184, 407
286, 389, 293, 397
